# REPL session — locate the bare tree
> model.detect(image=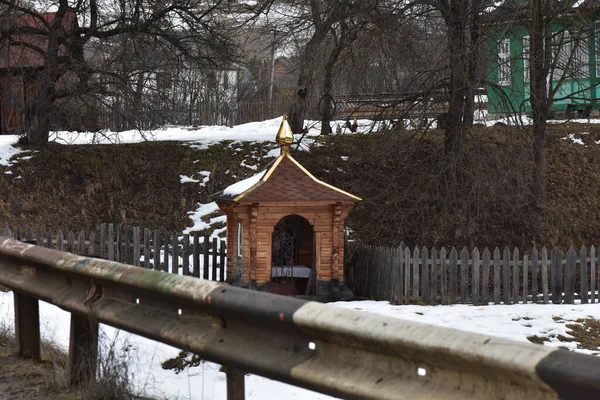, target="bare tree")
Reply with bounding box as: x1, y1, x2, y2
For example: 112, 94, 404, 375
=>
0, 0, 236, 144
